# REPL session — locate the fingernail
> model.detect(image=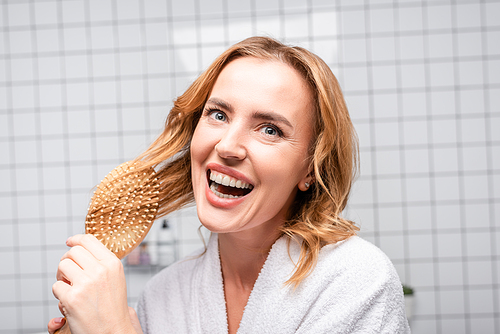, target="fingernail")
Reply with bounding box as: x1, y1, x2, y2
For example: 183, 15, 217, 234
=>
54, 317, 65, 324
